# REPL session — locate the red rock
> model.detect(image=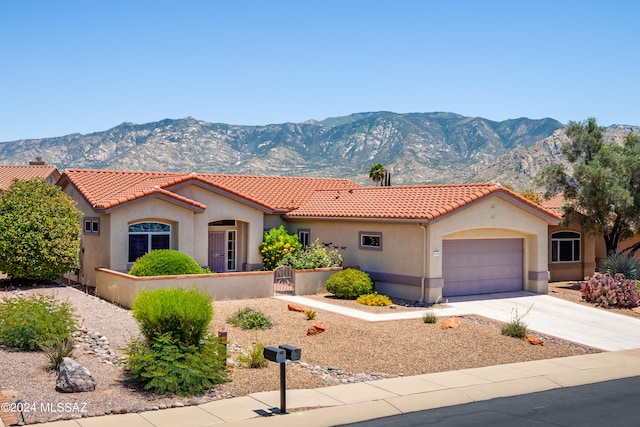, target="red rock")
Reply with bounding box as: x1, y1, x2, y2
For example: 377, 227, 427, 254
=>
307, 321, 327, 335
288, 303, 307, 312
441, 317, 461, 329
526, 335, 544, 346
